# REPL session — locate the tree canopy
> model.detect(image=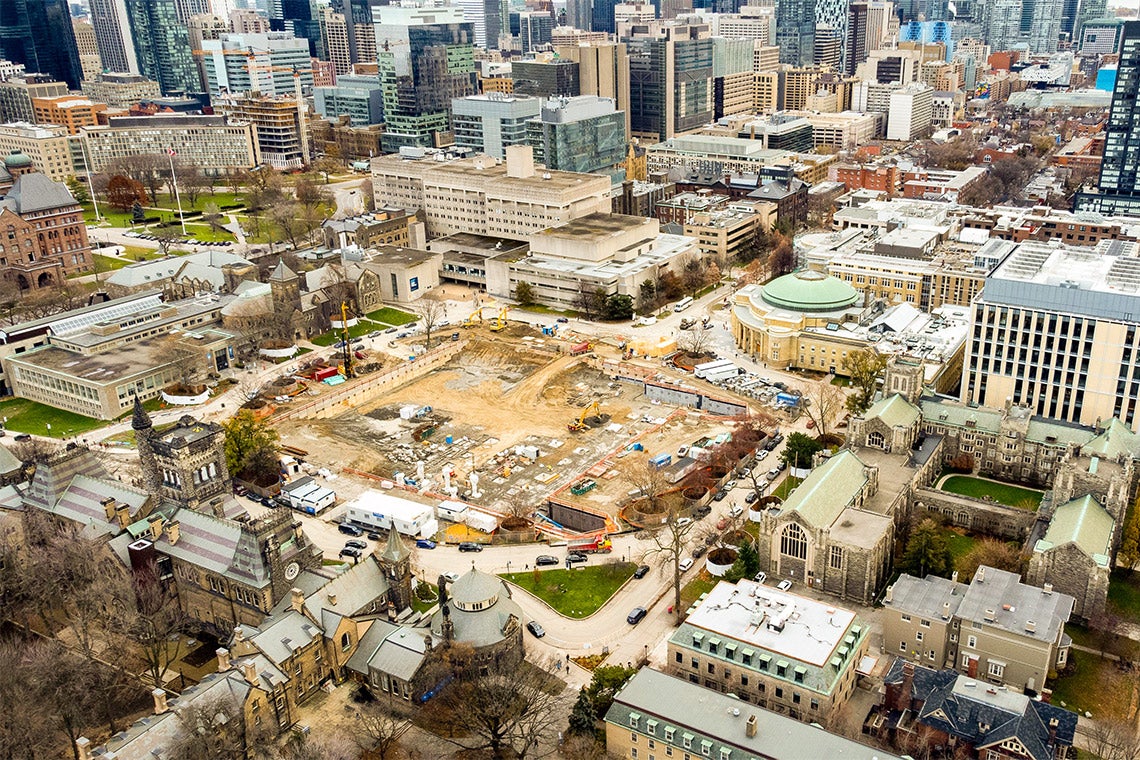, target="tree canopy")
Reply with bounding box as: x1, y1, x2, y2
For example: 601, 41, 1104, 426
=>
842, 348, 887, 415
781, 432, 822, 469
221, 410, 279, 484
898, 519, 954, 579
